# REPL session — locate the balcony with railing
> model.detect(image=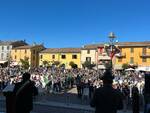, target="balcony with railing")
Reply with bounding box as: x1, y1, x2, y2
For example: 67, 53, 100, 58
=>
98, 55, 111, 61
139, 52, 150, 58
